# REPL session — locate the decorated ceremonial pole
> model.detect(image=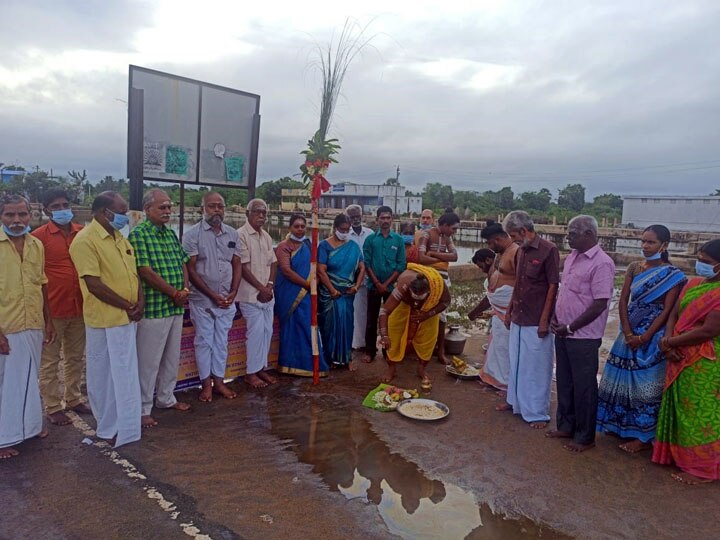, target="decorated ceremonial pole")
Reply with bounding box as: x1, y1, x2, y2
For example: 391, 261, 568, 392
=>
300, 21, 373, 383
